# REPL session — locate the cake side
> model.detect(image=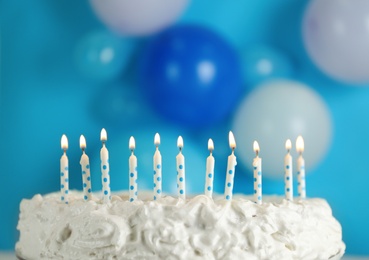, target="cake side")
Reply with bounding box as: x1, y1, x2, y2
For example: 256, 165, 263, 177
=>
16, 191, 345, 260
